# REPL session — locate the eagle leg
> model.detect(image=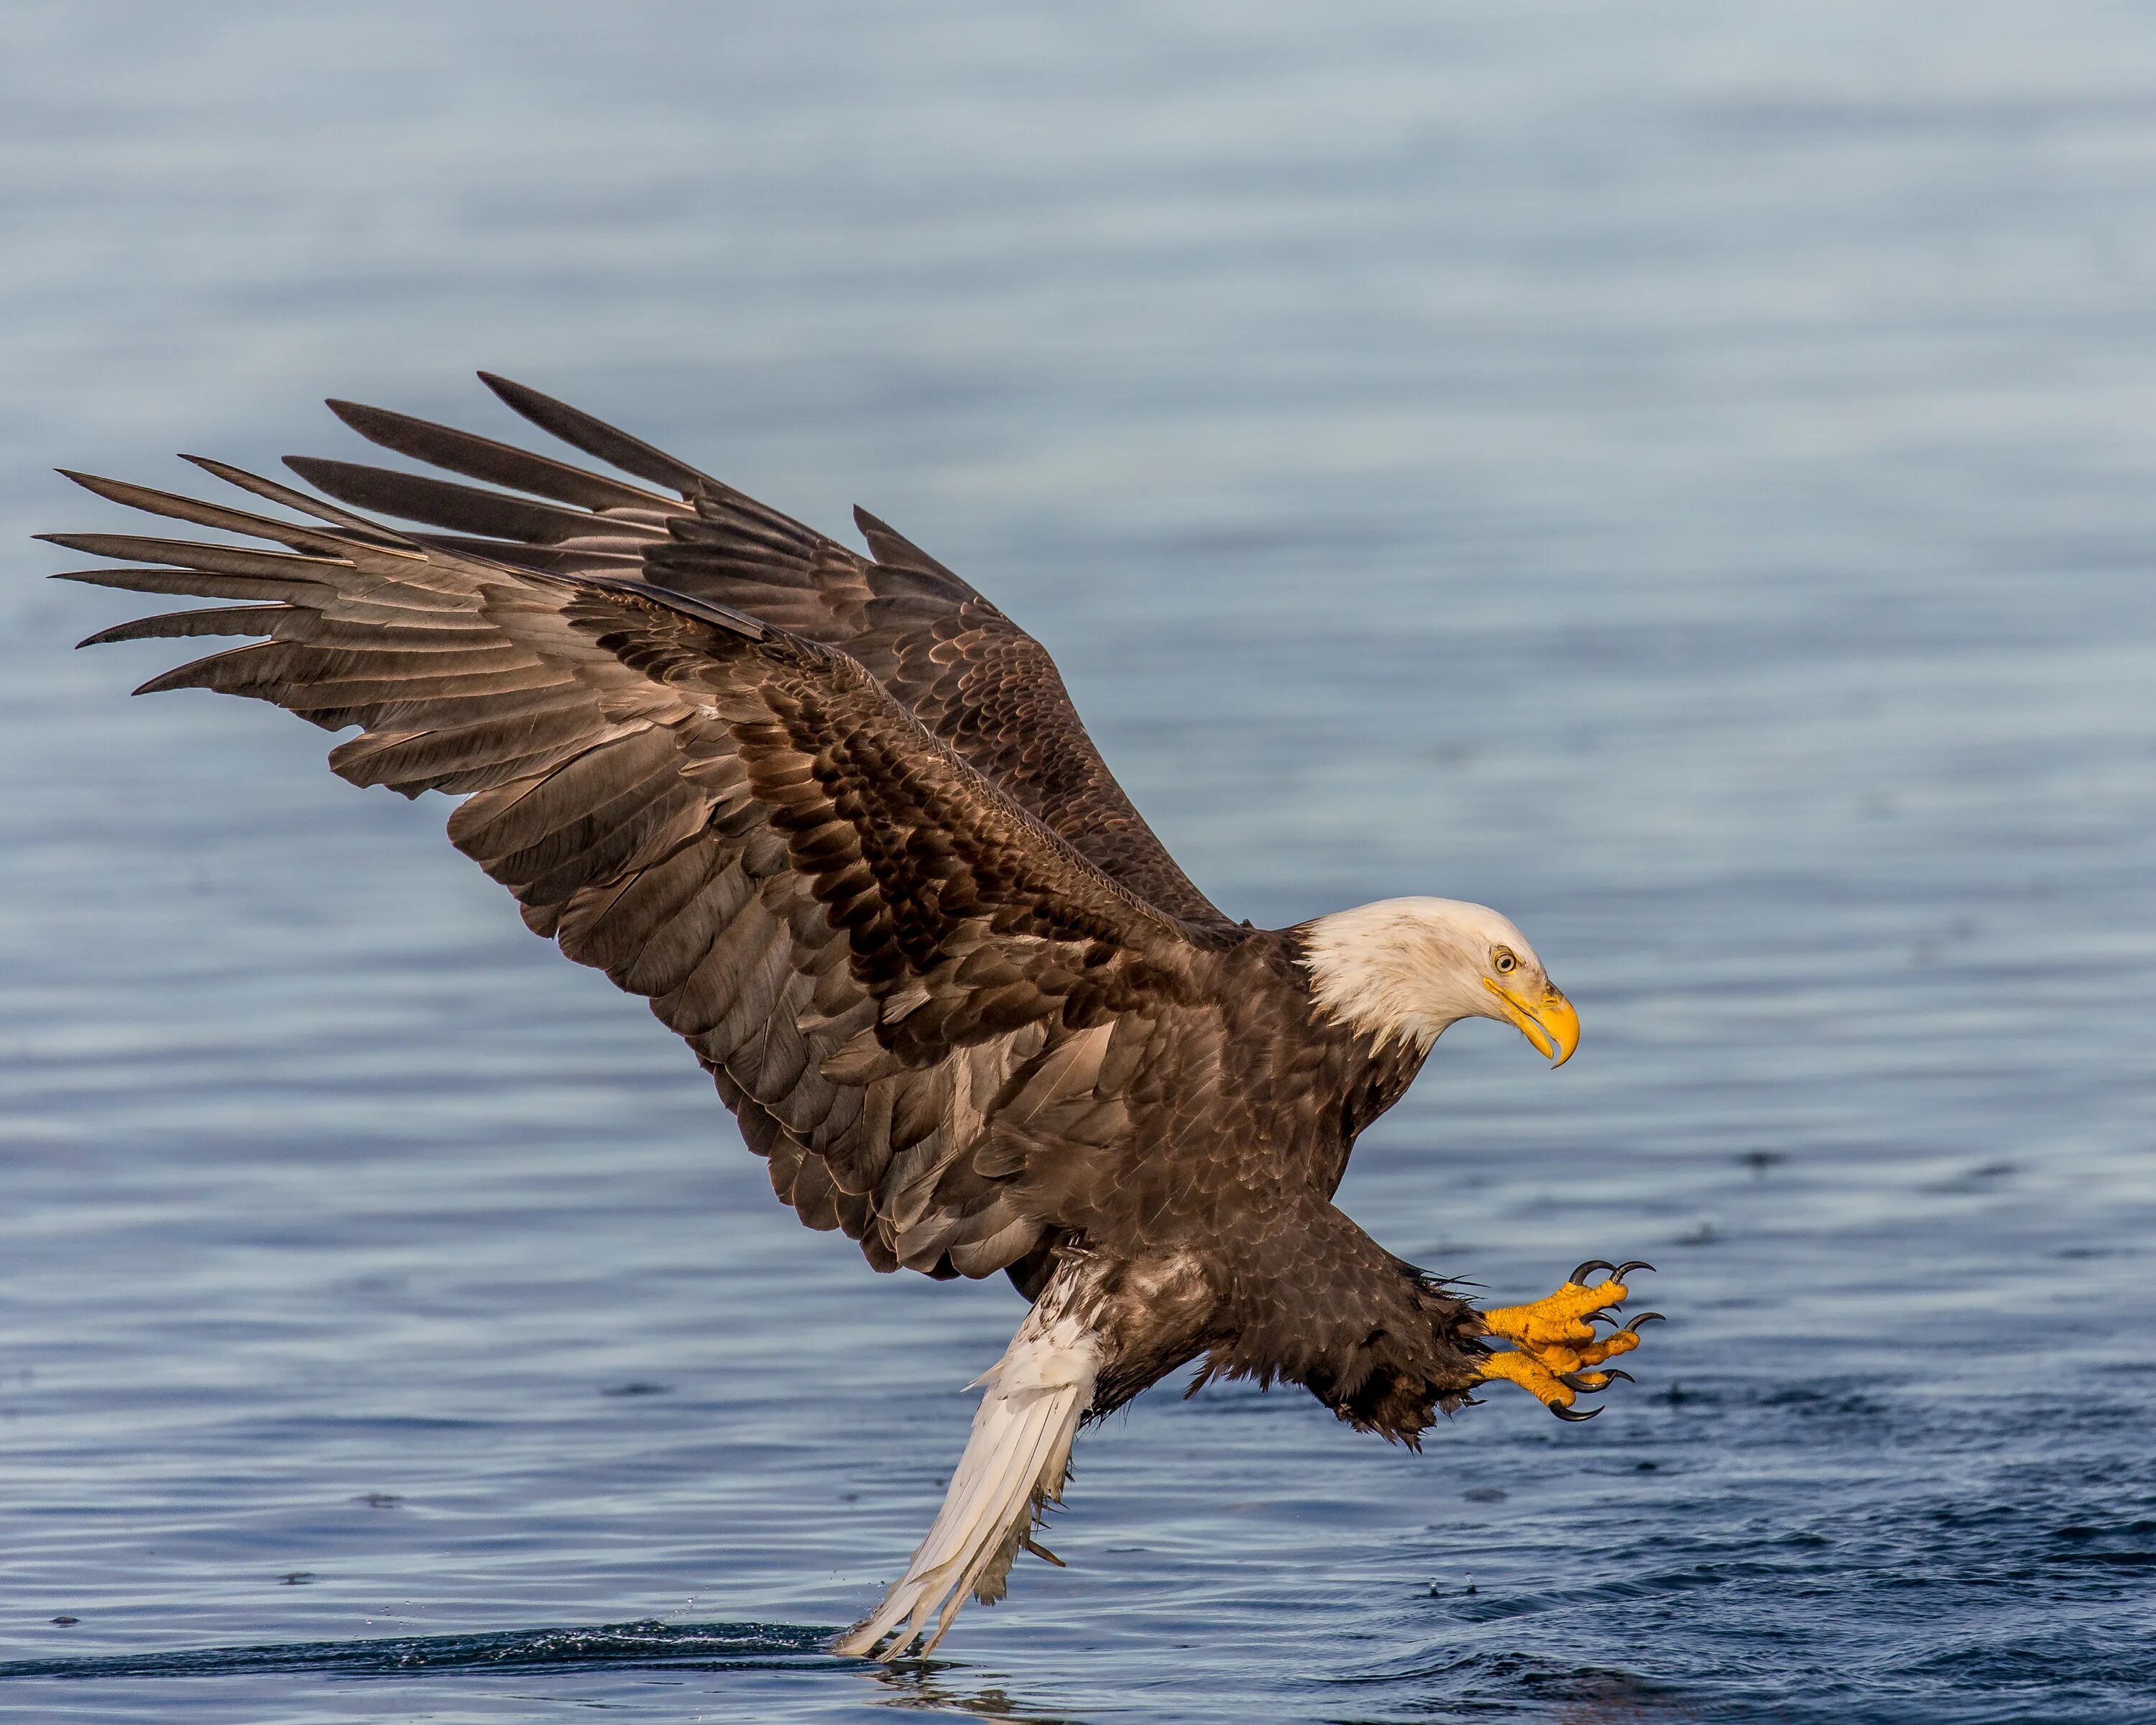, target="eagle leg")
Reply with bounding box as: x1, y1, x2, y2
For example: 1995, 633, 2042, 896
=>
833, 1261, 1102, 1662
1475, 1264, 1661, 1418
